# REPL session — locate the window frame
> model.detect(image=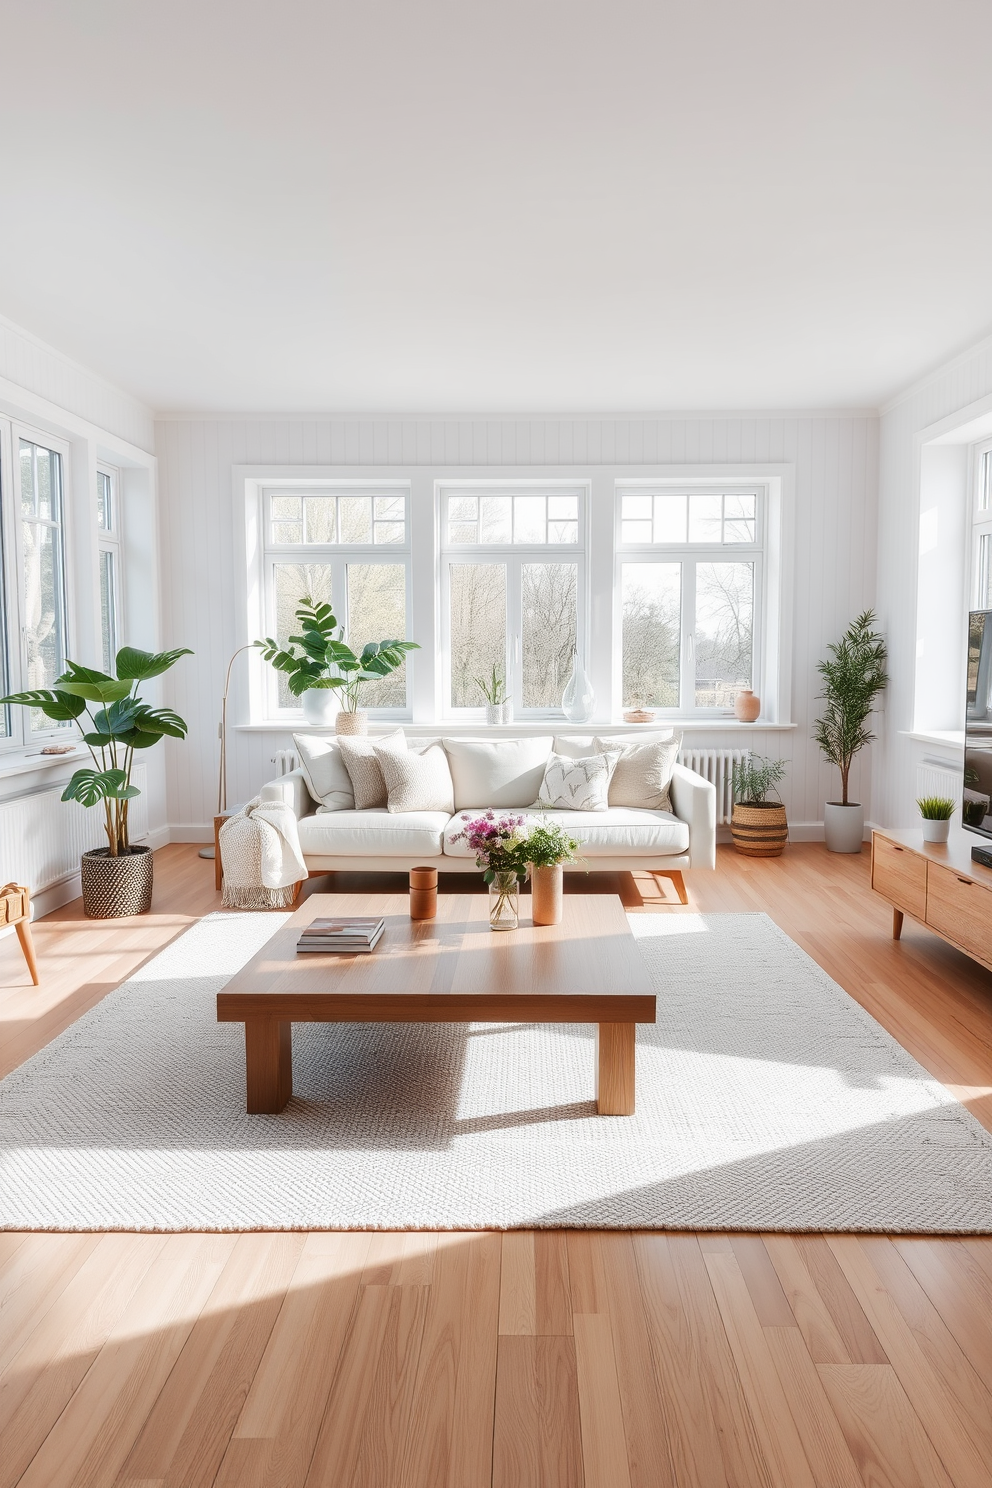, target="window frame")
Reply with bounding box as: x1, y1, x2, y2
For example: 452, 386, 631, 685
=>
614, 480, 767, 719
257, 478, 414, 721
97, 464, 123, 677
972, 444, 992, 610
438, 479, 590, 719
